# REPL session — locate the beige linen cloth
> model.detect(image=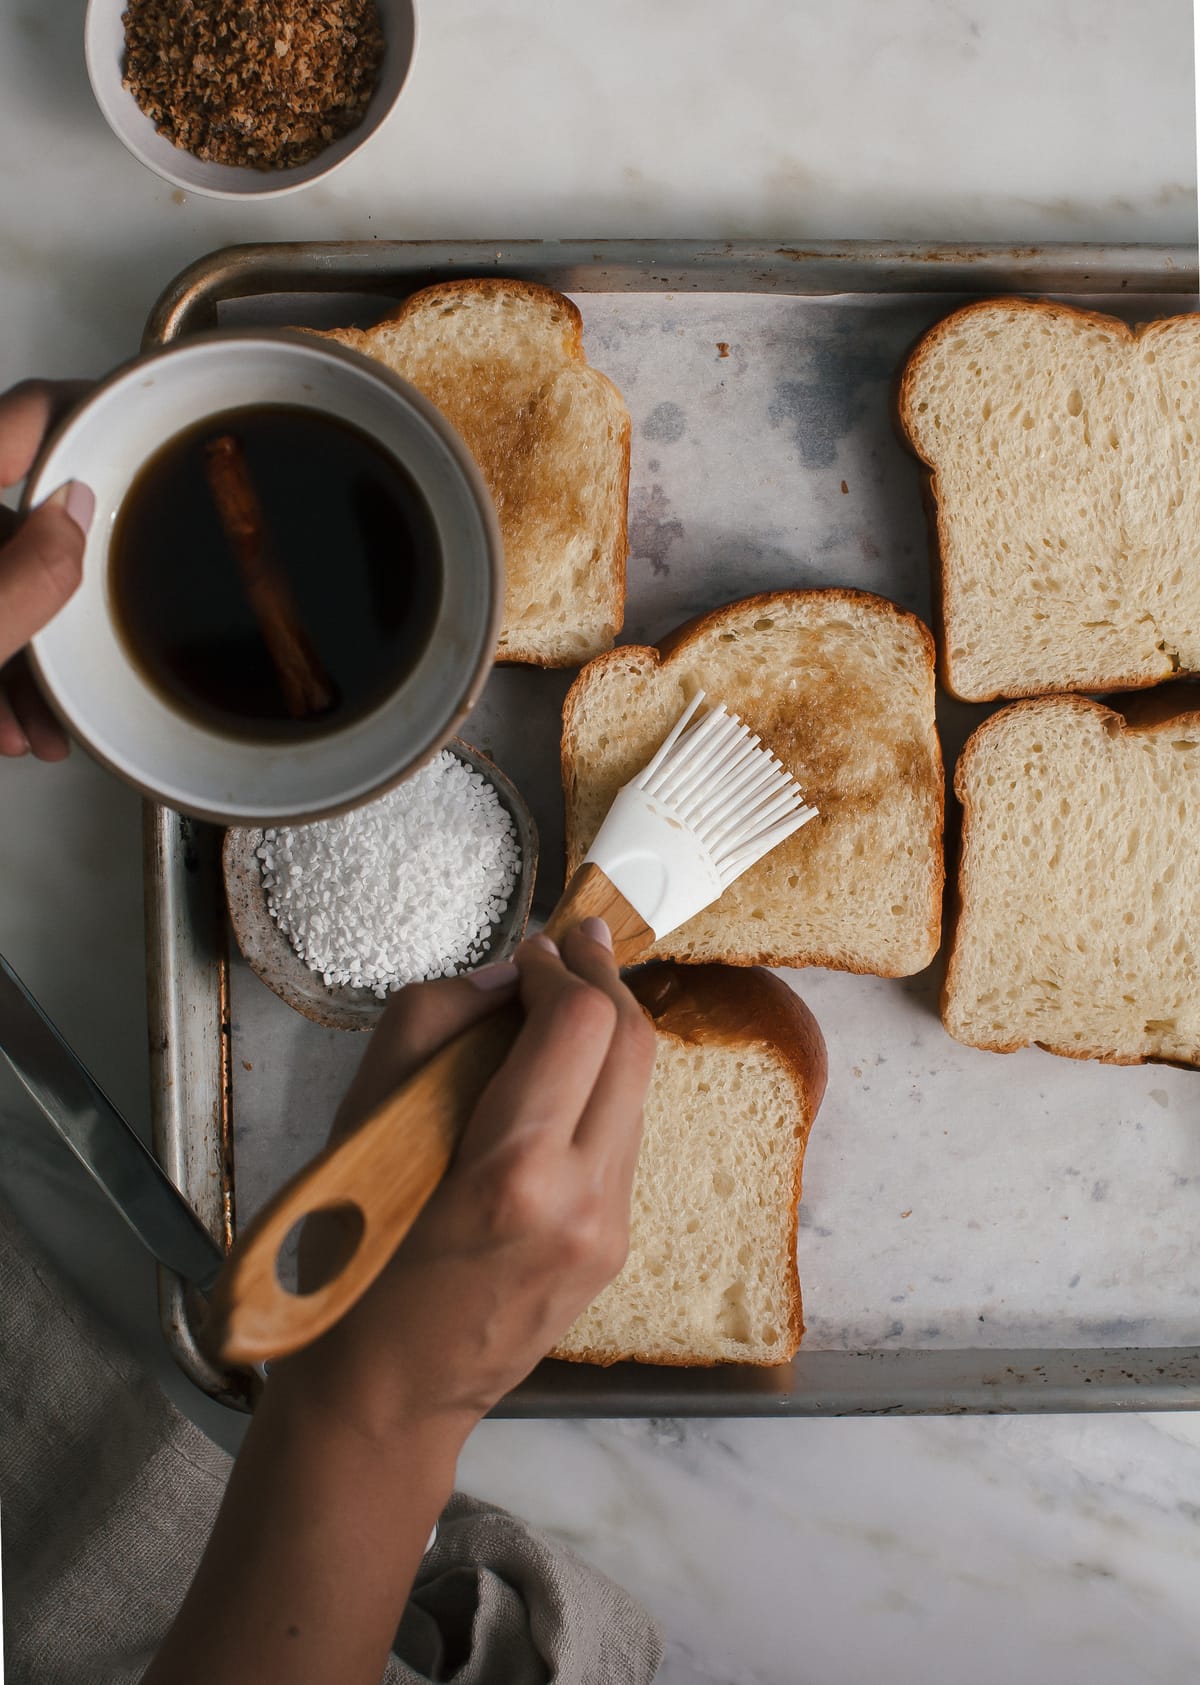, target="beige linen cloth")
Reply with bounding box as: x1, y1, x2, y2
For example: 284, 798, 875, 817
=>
0, 1200, 663, 1683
